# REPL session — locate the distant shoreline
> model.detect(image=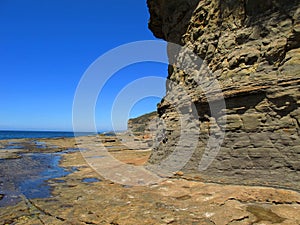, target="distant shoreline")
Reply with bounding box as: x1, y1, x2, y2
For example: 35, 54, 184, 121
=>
0, 130, 103, 140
